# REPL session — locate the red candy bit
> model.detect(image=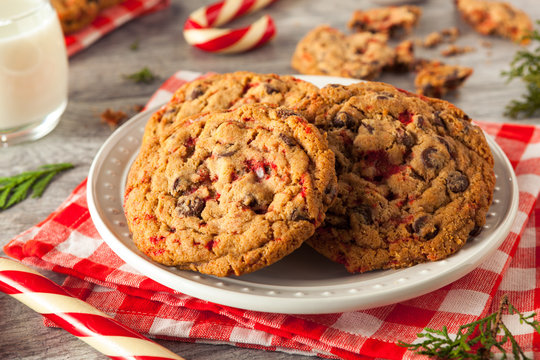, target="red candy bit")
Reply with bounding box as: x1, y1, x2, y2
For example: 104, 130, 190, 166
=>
185, 136, 197, 147
149, 236, 165, 245
398, 110, 414, 125
244, 159, 275, 180
231, 171, 239, 182
365, 150, 401, 180
339, 130, 353, 145
144, 214, 156, 221
299, 173, 308, 198
205, 239, 218, 251
152, 248, 165, 256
